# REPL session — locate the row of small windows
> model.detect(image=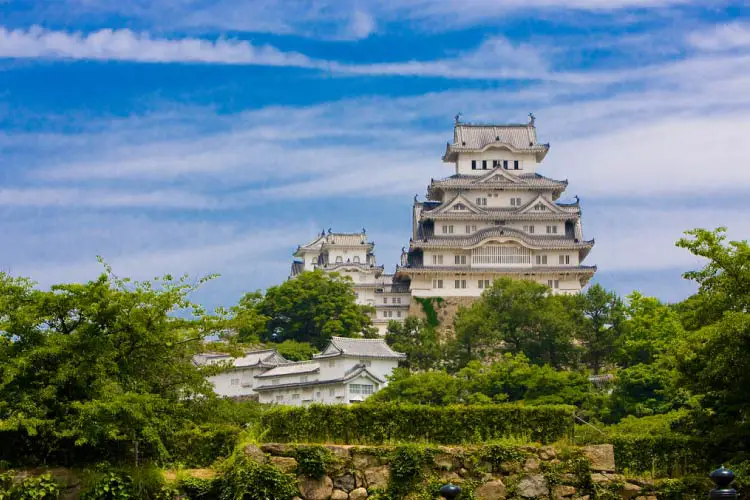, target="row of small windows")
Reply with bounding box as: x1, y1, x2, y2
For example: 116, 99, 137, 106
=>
383, 297, 403, 304
432, 251, 571, 265
441, 223, 557, 234
350, 384, 374, 395
431, 278, 564, 290
471, 159, 521, 170
274, 387, 339, 402
382, 310, 402, 318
